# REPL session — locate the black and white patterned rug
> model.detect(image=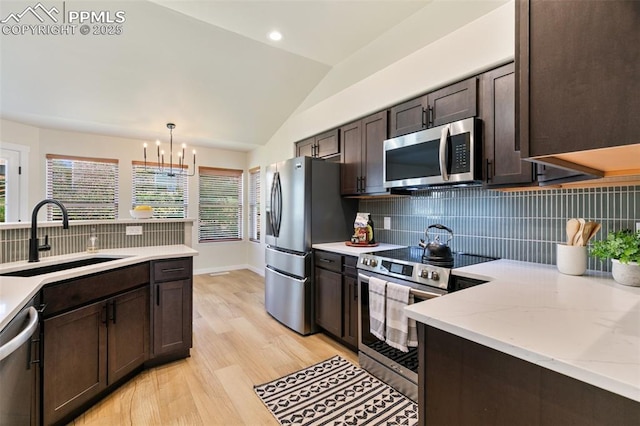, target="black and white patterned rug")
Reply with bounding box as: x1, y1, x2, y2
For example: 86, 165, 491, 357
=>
254, 355, 418, 425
